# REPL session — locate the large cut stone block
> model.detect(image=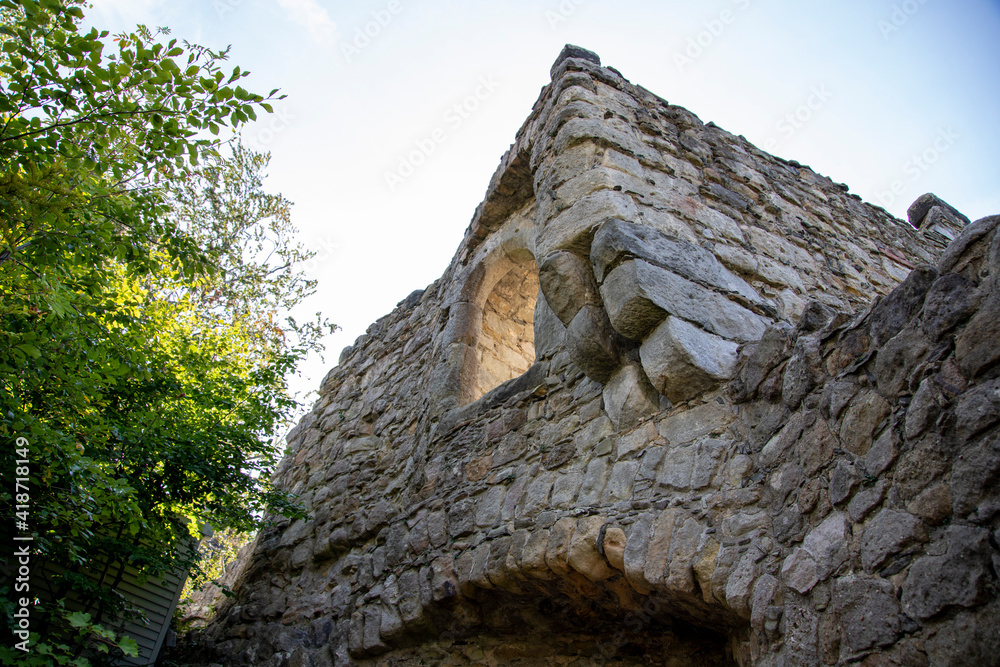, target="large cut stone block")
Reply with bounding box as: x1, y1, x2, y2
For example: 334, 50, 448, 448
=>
907, 192, 971, 229
538, 250, 602, 326
601, 259, 769, 342
536, 190, 638, 259
603, 362, 661, 430
640, 316, 739, 403
567, 304, 621, 383
591, 219, 764, 308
